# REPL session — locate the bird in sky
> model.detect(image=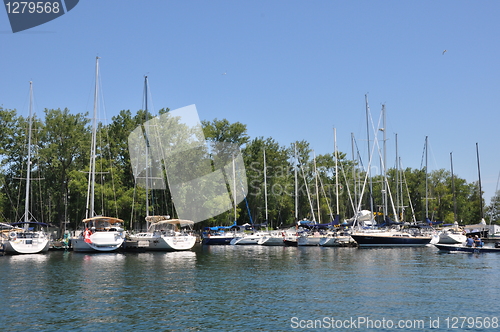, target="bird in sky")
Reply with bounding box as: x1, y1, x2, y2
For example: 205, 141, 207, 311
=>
442, 50, 447, 55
